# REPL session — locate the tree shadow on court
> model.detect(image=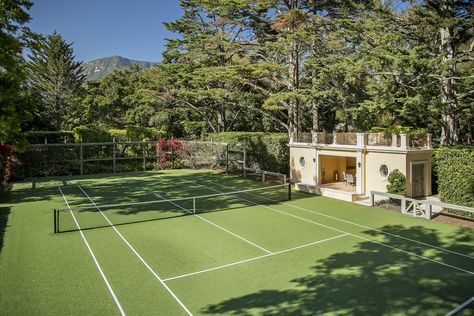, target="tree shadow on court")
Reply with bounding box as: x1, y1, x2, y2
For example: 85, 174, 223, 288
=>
201, 225, 474, 315
0, 206, 11, 254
